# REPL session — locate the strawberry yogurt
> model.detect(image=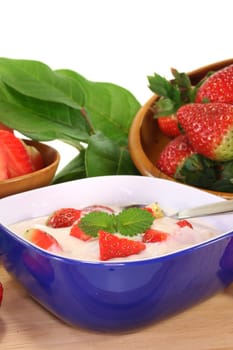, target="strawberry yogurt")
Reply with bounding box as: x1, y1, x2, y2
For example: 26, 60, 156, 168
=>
9, 204, 219, 262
